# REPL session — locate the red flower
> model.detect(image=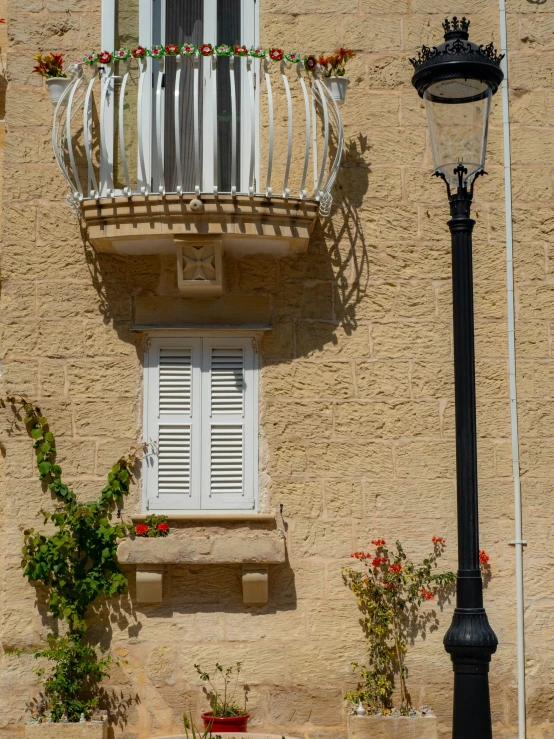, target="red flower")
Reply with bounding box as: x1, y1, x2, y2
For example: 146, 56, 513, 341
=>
479, 550, 490, 564
383, 581, 395, 589
269, 48, 283, 61
389, 563, 402, 574
200, 43, 213, 56
165, 43, 179, 55
432, 536, 445, 544
135, 524, 149, 536
372, 556, 387, 567
421, 588, 435, 601
132, 46, 146, 58
371, 539, 386, 547
351, 551, 369, 560
304, 54, 318, 71
98, 50, 113, 64
157, 522, 169, 532
233, 45, 248, 56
